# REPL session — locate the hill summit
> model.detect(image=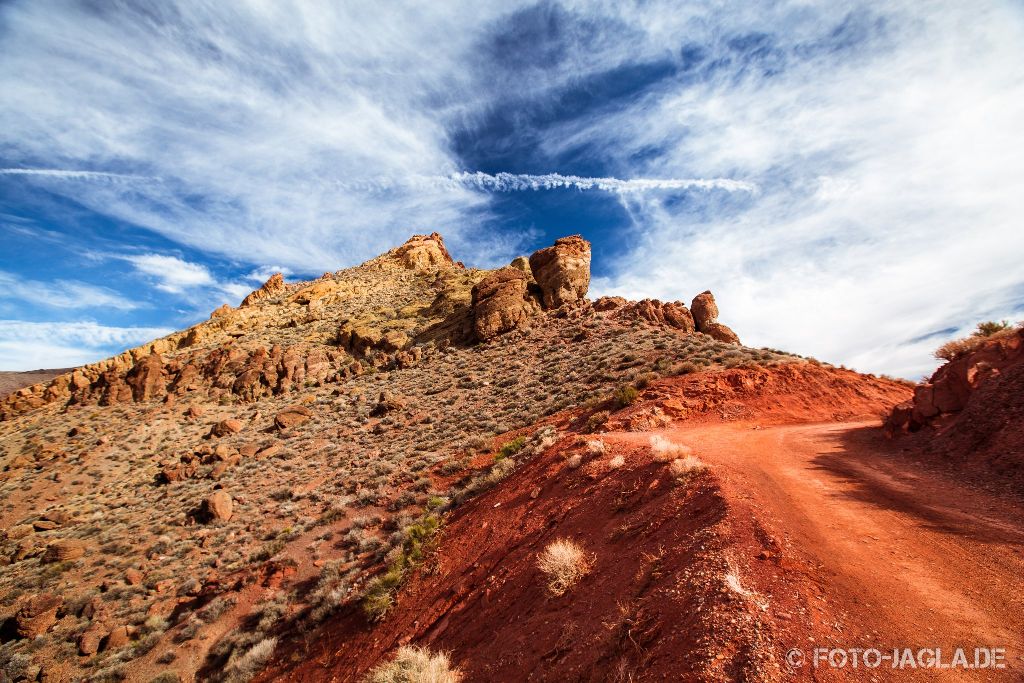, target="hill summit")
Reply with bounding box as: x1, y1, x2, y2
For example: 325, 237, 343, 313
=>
0, 233, 740, 421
